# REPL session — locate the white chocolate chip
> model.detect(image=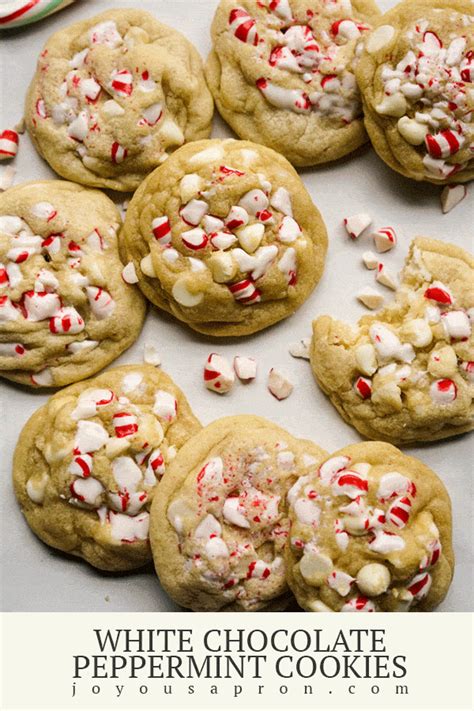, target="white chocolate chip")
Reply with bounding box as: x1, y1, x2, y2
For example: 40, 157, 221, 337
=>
208, 251, 237, 283
376, 92, 407, 117
356, 563, 391, 596
299, 551, 333, 585
140, 253, 156, 277
366, 25, 395, 54
26, 473, 49, 504
236, 223, 265, 253
179, 173, 203, 203
357, 287, 384, 310
397, 116, 429, 145
172, 278, 203, 307
427, 346, 458, 377
355, 343, 378, 376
